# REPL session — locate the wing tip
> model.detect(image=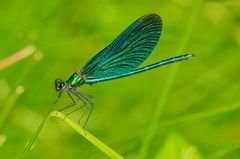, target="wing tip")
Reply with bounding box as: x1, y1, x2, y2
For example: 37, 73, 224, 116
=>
144, 13, 162, 20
